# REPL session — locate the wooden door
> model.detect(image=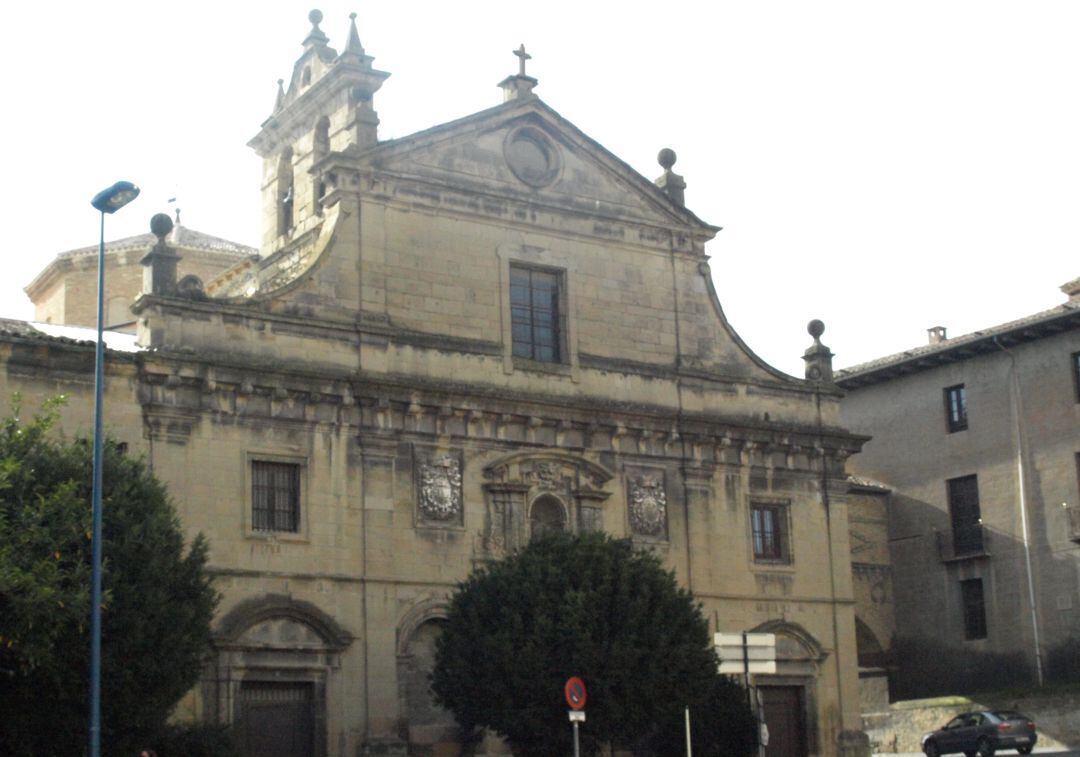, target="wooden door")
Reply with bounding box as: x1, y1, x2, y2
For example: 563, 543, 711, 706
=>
760, 685, 808, 757
237, 681, 315, 757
